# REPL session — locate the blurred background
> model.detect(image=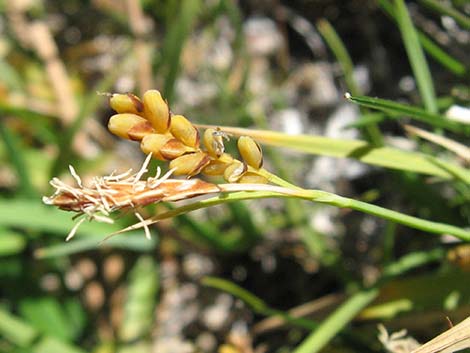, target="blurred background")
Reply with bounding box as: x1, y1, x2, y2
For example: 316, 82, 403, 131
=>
0, 0, 469, 352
